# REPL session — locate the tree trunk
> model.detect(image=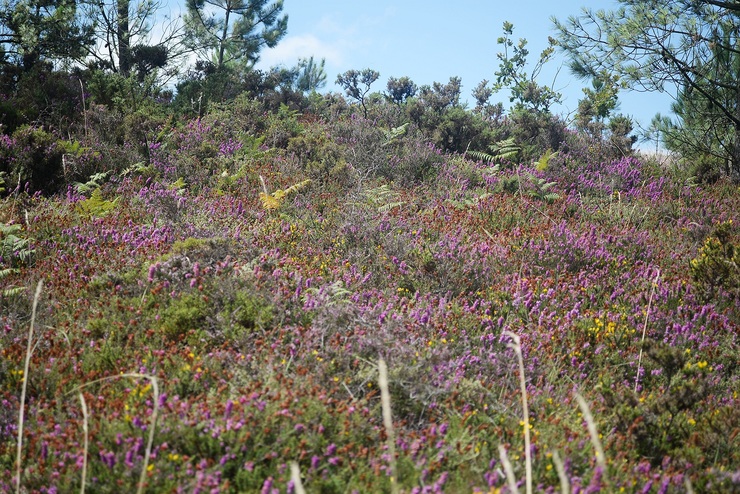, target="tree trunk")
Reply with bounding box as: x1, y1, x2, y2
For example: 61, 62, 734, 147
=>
217, 4, 231, 70
732, 124, 740, 180
734, 71, 740, 180
117, 0, 131, 76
